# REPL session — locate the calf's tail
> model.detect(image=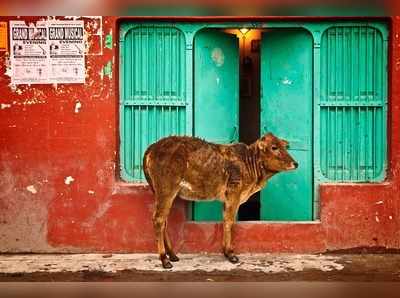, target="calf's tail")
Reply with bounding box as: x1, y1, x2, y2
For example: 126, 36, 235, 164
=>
142, 146, 155, 193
